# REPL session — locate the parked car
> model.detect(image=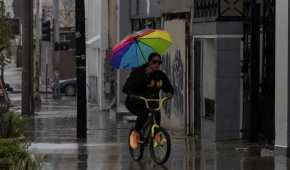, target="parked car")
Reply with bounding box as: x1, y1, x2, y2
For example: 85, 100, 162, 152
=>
52, 78, 77, 96
4, 83, 13, 92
